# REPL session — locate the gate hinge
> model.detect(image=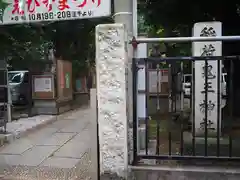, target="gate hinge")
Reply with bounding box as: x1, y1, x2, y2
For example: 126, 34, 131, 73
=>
130, 36, 139, 49
132, 63, 144, 71
136, 66, 144, 71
